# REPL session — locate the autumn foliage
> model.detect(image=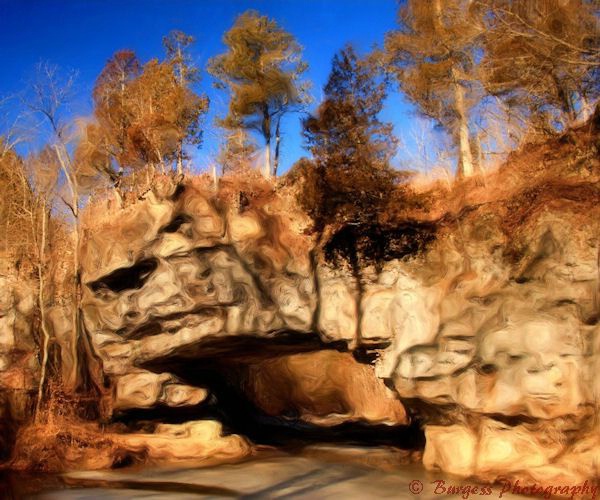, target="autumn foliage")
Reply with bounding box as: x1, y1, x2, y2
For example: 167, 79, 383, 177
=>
0, 2, 599, 474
